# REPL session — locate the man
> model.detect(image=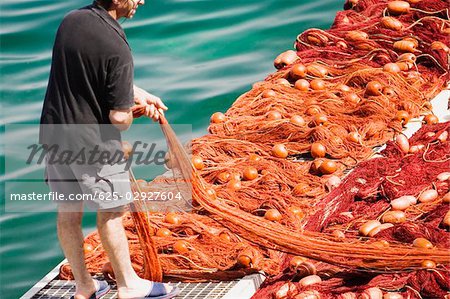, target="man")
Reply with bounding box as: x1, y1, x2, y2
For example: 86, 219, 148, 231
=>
40, 0, 179, 298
